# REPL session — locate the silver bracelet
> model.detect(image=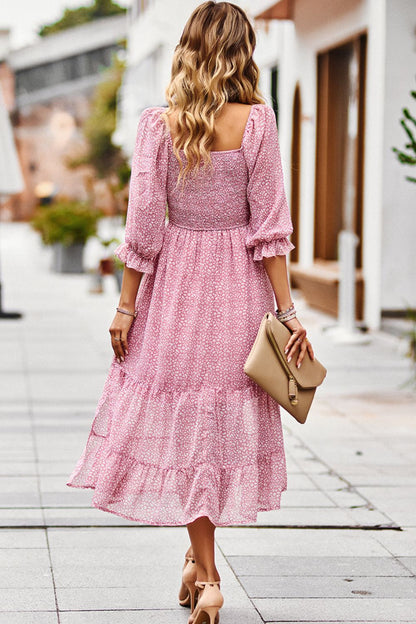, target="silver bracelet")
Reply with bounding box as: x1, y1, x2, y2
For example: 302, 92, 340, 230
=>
116, 307, 137, 318
277, 310, 296, 323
